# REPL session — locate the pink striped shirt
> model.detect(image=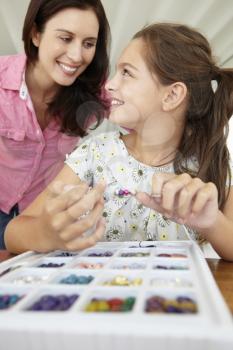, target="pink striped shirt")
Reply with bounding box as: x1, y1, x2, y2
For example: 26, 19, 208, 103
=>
0, 54, 79, 214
